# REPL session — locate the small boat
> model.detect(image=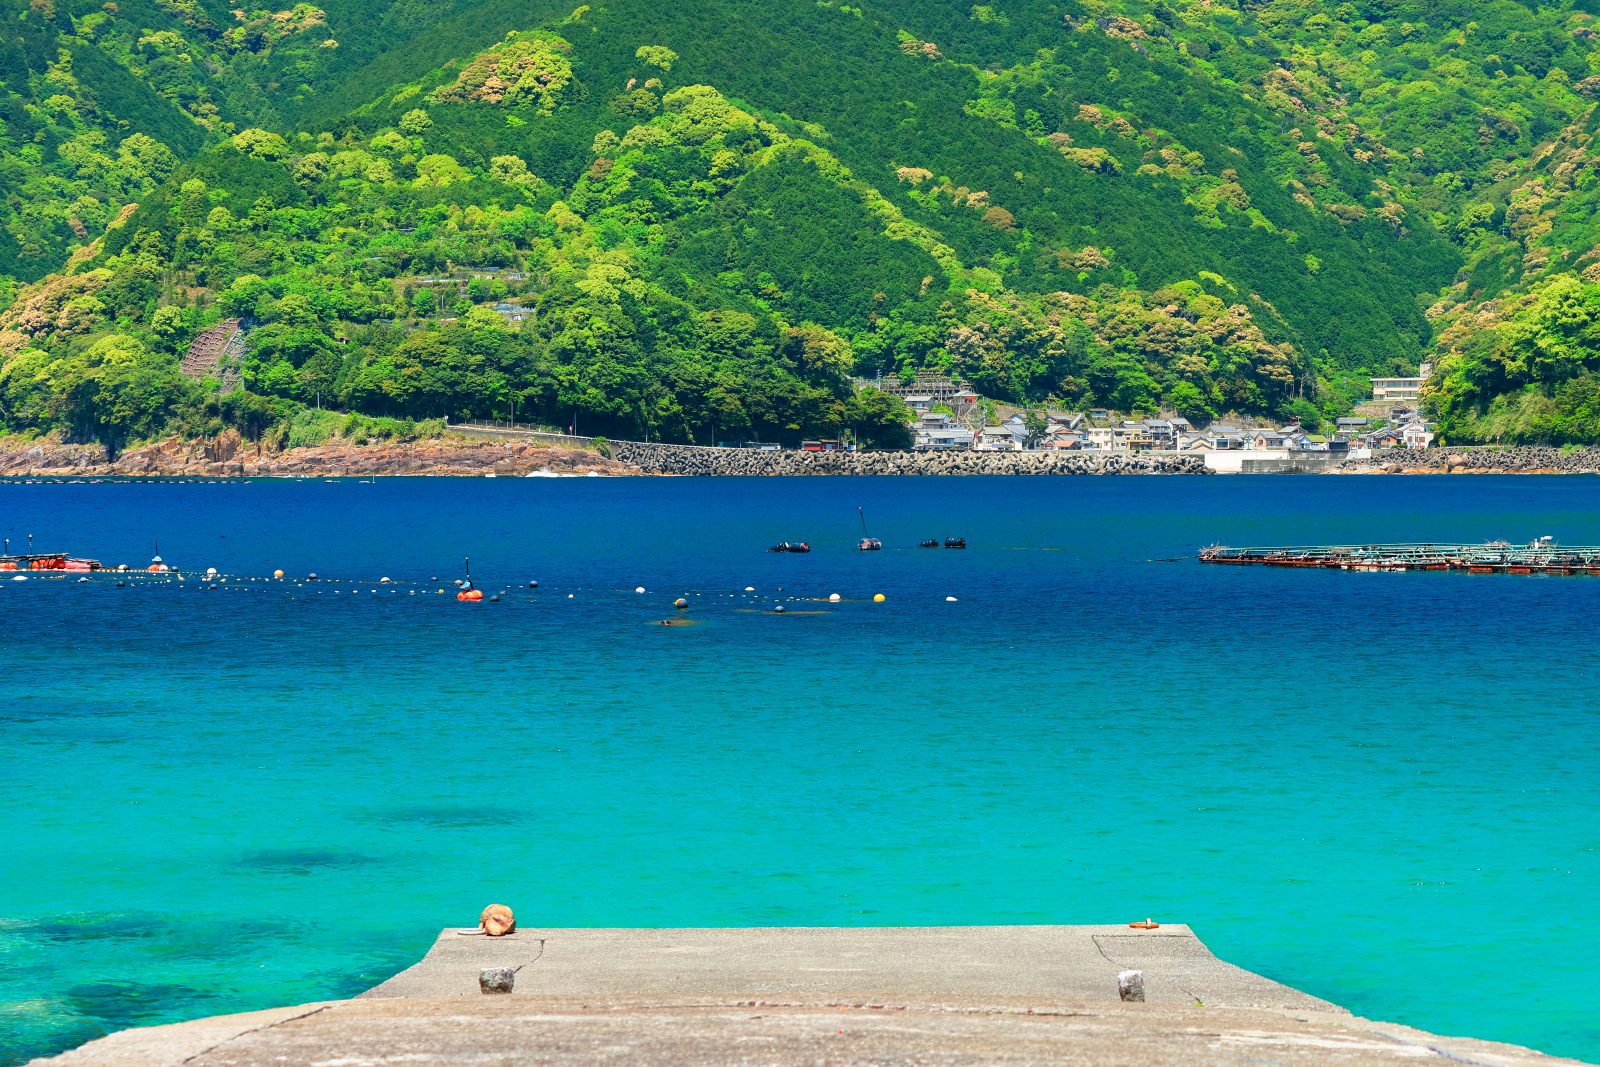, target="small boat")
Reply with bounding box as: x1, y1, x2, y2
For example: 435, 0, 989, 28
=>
917, 539, 939, 549
942, 537, 967, 549
769, 542, 811, 553
857, 507, 881, 552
